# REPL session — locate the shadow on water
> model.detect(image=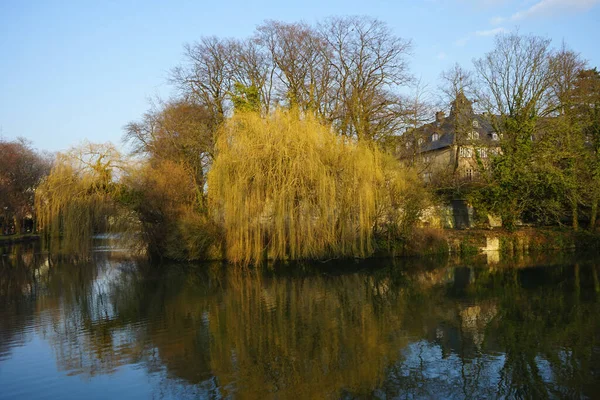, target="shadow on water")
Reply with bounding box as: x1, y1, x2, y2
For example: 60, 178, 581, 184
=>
1, 242, 599, 399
